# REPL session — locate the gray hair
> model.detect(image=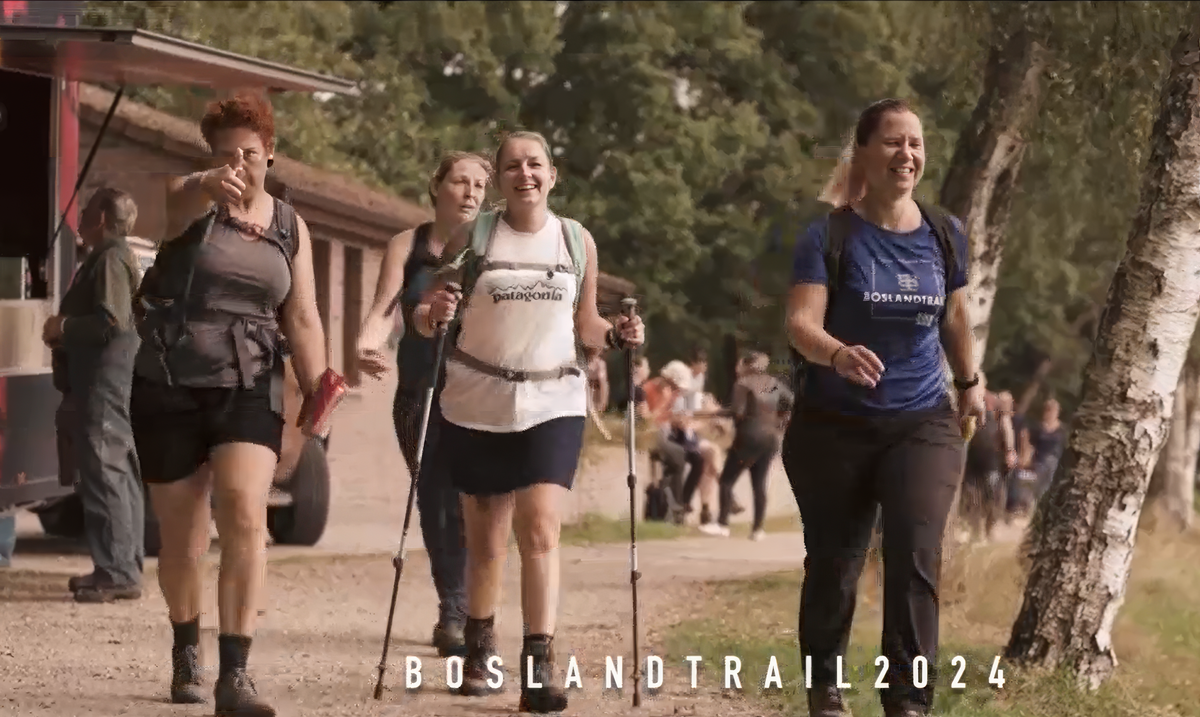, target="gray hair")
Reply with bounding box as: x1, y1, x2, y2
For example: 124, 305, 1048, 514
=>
86, 187, 138, 238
